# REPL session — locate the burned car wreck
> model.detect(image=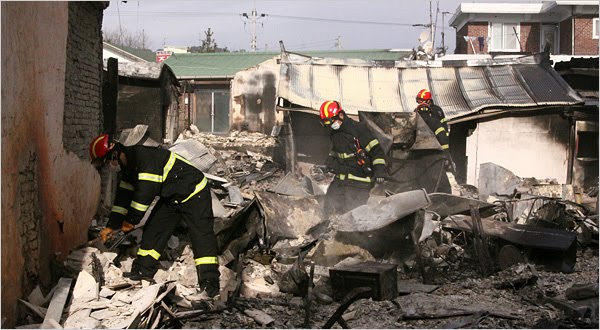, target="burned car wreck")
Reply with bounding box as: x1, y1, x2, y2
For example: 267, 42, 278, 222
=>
17, 121, 598, 329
